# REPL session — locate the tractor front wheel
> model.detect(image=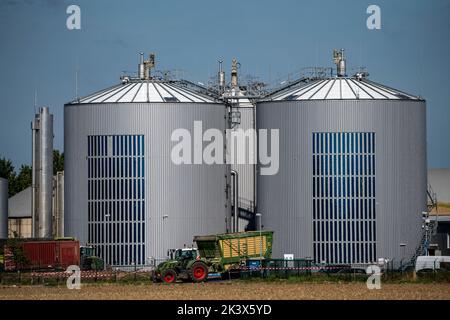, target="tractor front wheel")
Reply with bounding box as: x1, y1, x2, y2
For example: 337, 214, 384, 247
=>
190, 262, 208, 283
162, 269, 177, 284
